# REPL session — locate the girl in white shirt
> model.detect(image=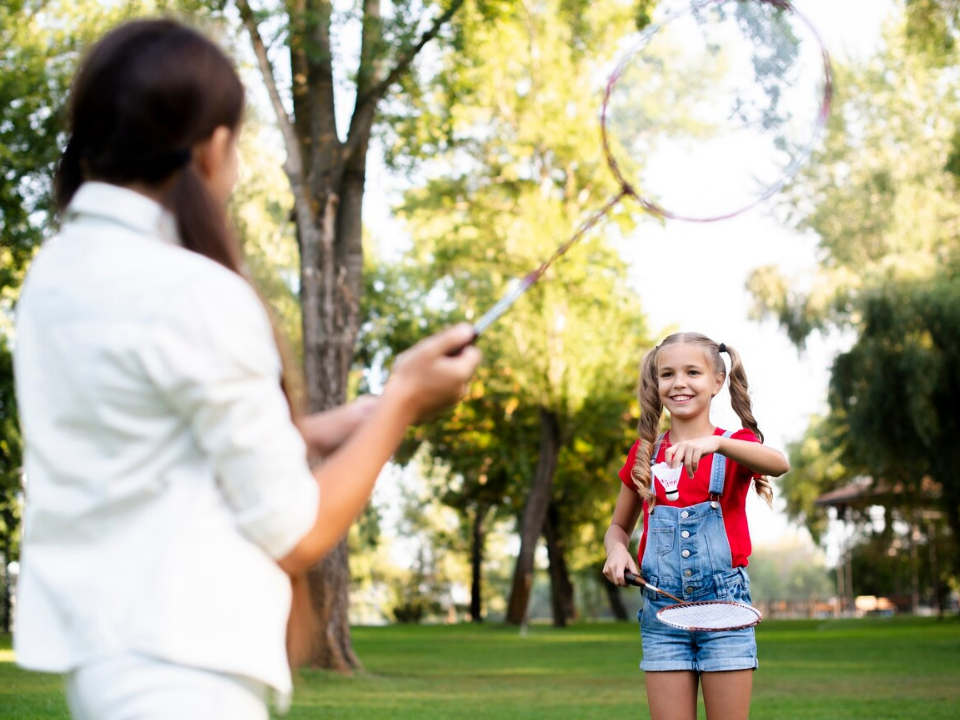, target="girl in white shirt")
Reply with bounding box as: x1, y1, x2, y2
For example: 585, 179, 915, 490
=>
13, 18, 480, 720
